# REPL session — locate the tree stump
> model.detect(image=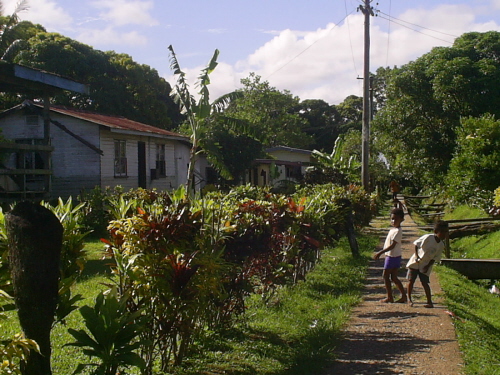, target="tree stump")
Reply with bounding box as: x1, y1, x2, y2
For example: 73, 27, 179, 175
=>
6, 201, 63, 375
